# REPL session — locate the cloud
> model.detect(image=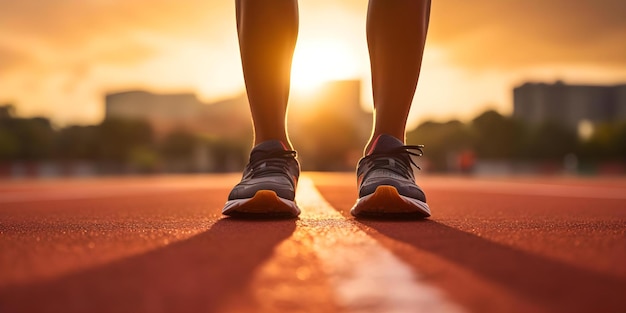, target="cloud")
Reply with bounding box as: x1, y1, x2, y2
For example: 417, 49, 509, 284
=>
3, 0, 624, 71
0, 0, 236, 123
1, 0, 625, 125
0, 46, 28, 72
0, 0, 231, 73
0, 0, 230, 43
429, 0, 626, 68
